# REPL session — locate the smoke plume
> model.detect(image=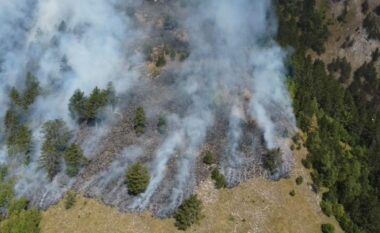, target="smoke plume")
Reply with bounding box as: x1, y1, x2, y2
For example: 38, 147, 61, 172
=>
0, 0, 295, 216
